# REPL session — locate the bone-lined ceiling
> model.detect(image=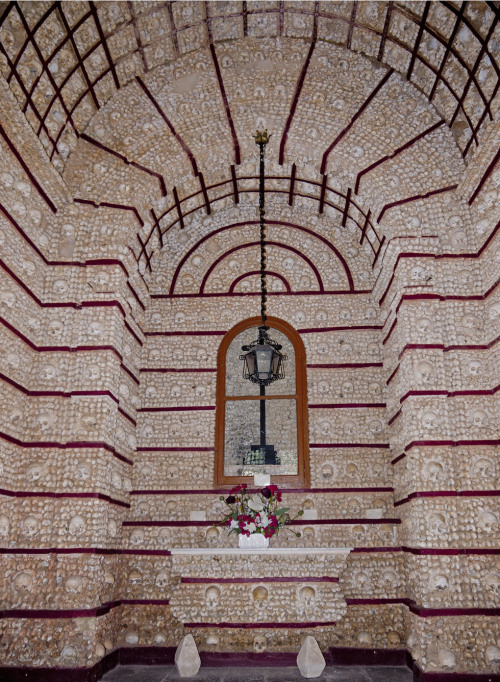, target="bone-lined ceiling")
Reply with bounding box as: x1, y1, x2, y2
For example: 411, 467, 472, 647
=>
1, 1, 499, 168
